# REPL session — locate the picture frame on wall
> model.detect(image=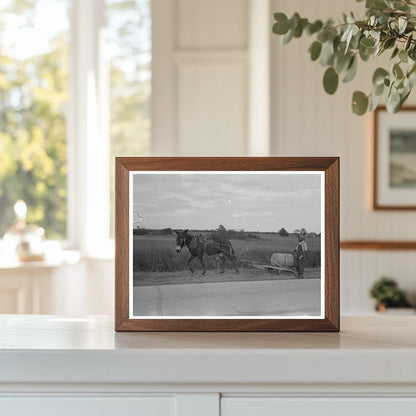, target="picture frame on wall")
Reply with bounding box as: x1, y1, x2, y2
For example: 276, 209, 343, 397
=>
374, 106, 416, 210
115, 157, 339, 332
